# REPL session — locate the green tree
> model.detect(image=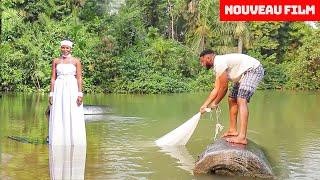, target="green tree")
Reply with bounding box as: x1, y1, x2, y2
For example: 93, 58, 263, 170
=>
184, 0, 216, 52
1, 0, 319, 92
234, 22, 250, 53
0, 0, 2, 44
284, 30, 320, 90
